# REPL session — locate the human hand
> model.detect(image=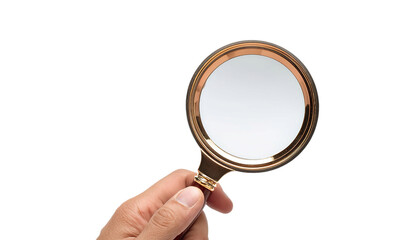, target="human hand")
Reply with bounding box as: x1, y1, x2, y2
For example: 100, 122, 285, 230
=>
98, 169, 233, 240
